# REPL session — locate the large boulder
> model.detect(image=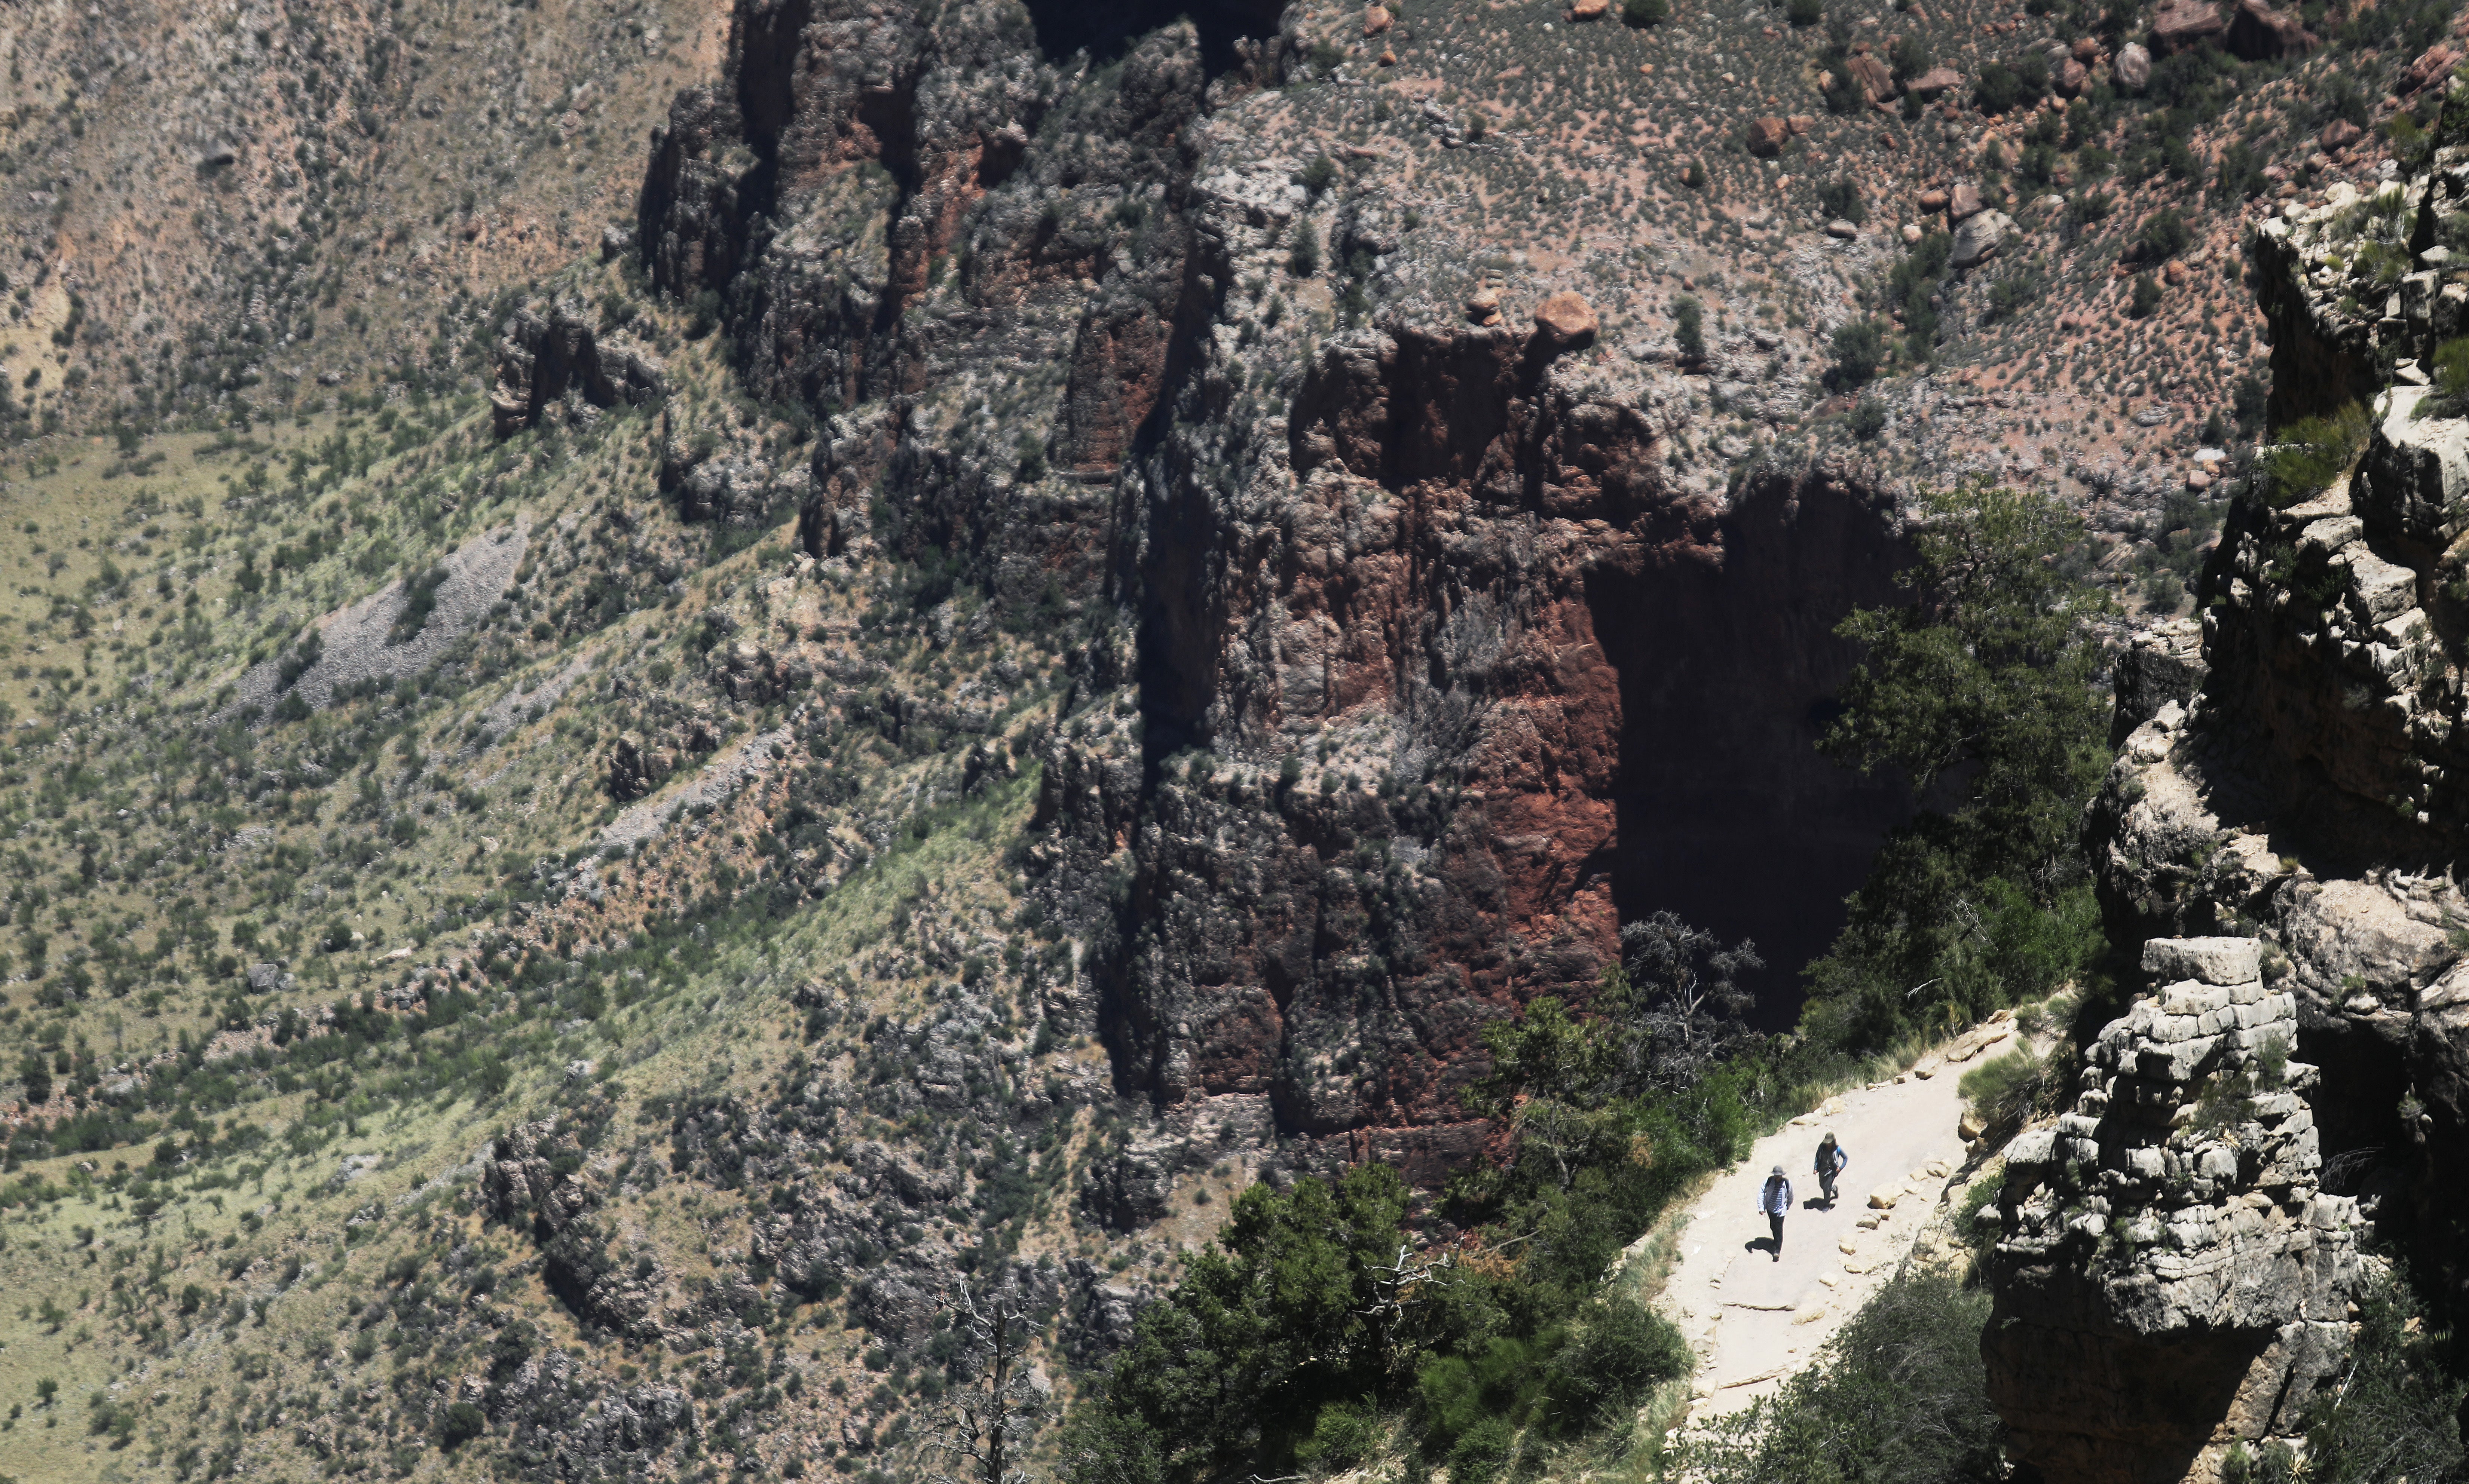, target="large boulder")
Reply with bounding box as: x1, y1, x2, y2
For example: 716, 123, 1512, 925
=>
2226, 0, 2315, 59
2150, 0, 2228, 52
1845, 52, 1895, 103
2404, 41, 2460, 92
1908, 65, 1963, 97
1531, 291, 1600, 350
2114, 42, 2153, 89
1747, 116, 1789, 157
1949, 209, 2012, 269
